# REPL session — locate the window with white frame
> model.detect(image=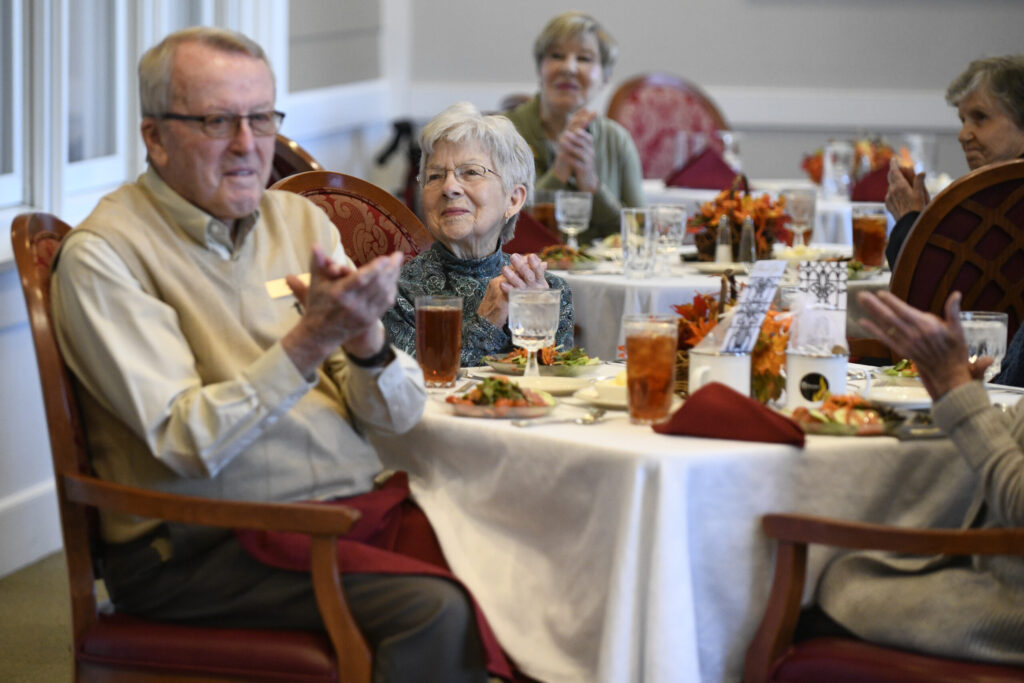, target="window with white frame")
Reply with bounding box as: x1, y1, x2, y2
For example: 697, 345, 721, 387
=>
0, 0, 23, 207
62, 0, 128, 198
68, 0, 117, 162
